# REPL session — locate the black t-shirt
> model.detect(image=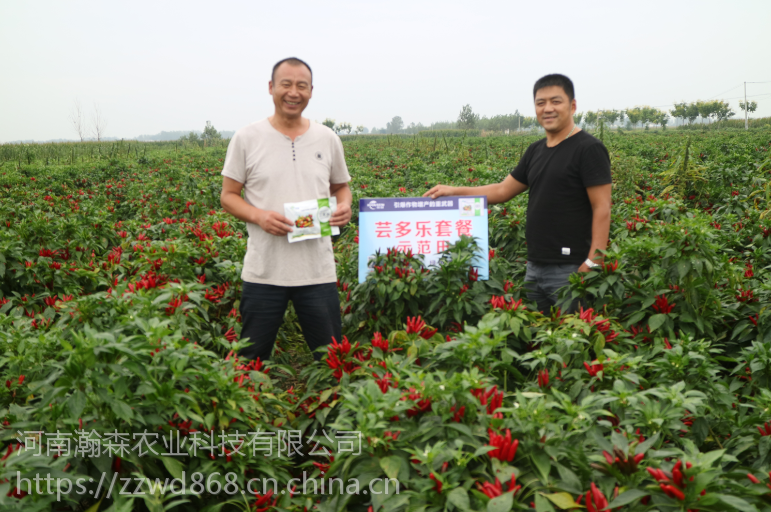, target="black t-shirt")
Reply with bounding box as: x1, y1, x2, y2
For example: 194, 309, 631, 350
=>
510, 130, 612, 264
